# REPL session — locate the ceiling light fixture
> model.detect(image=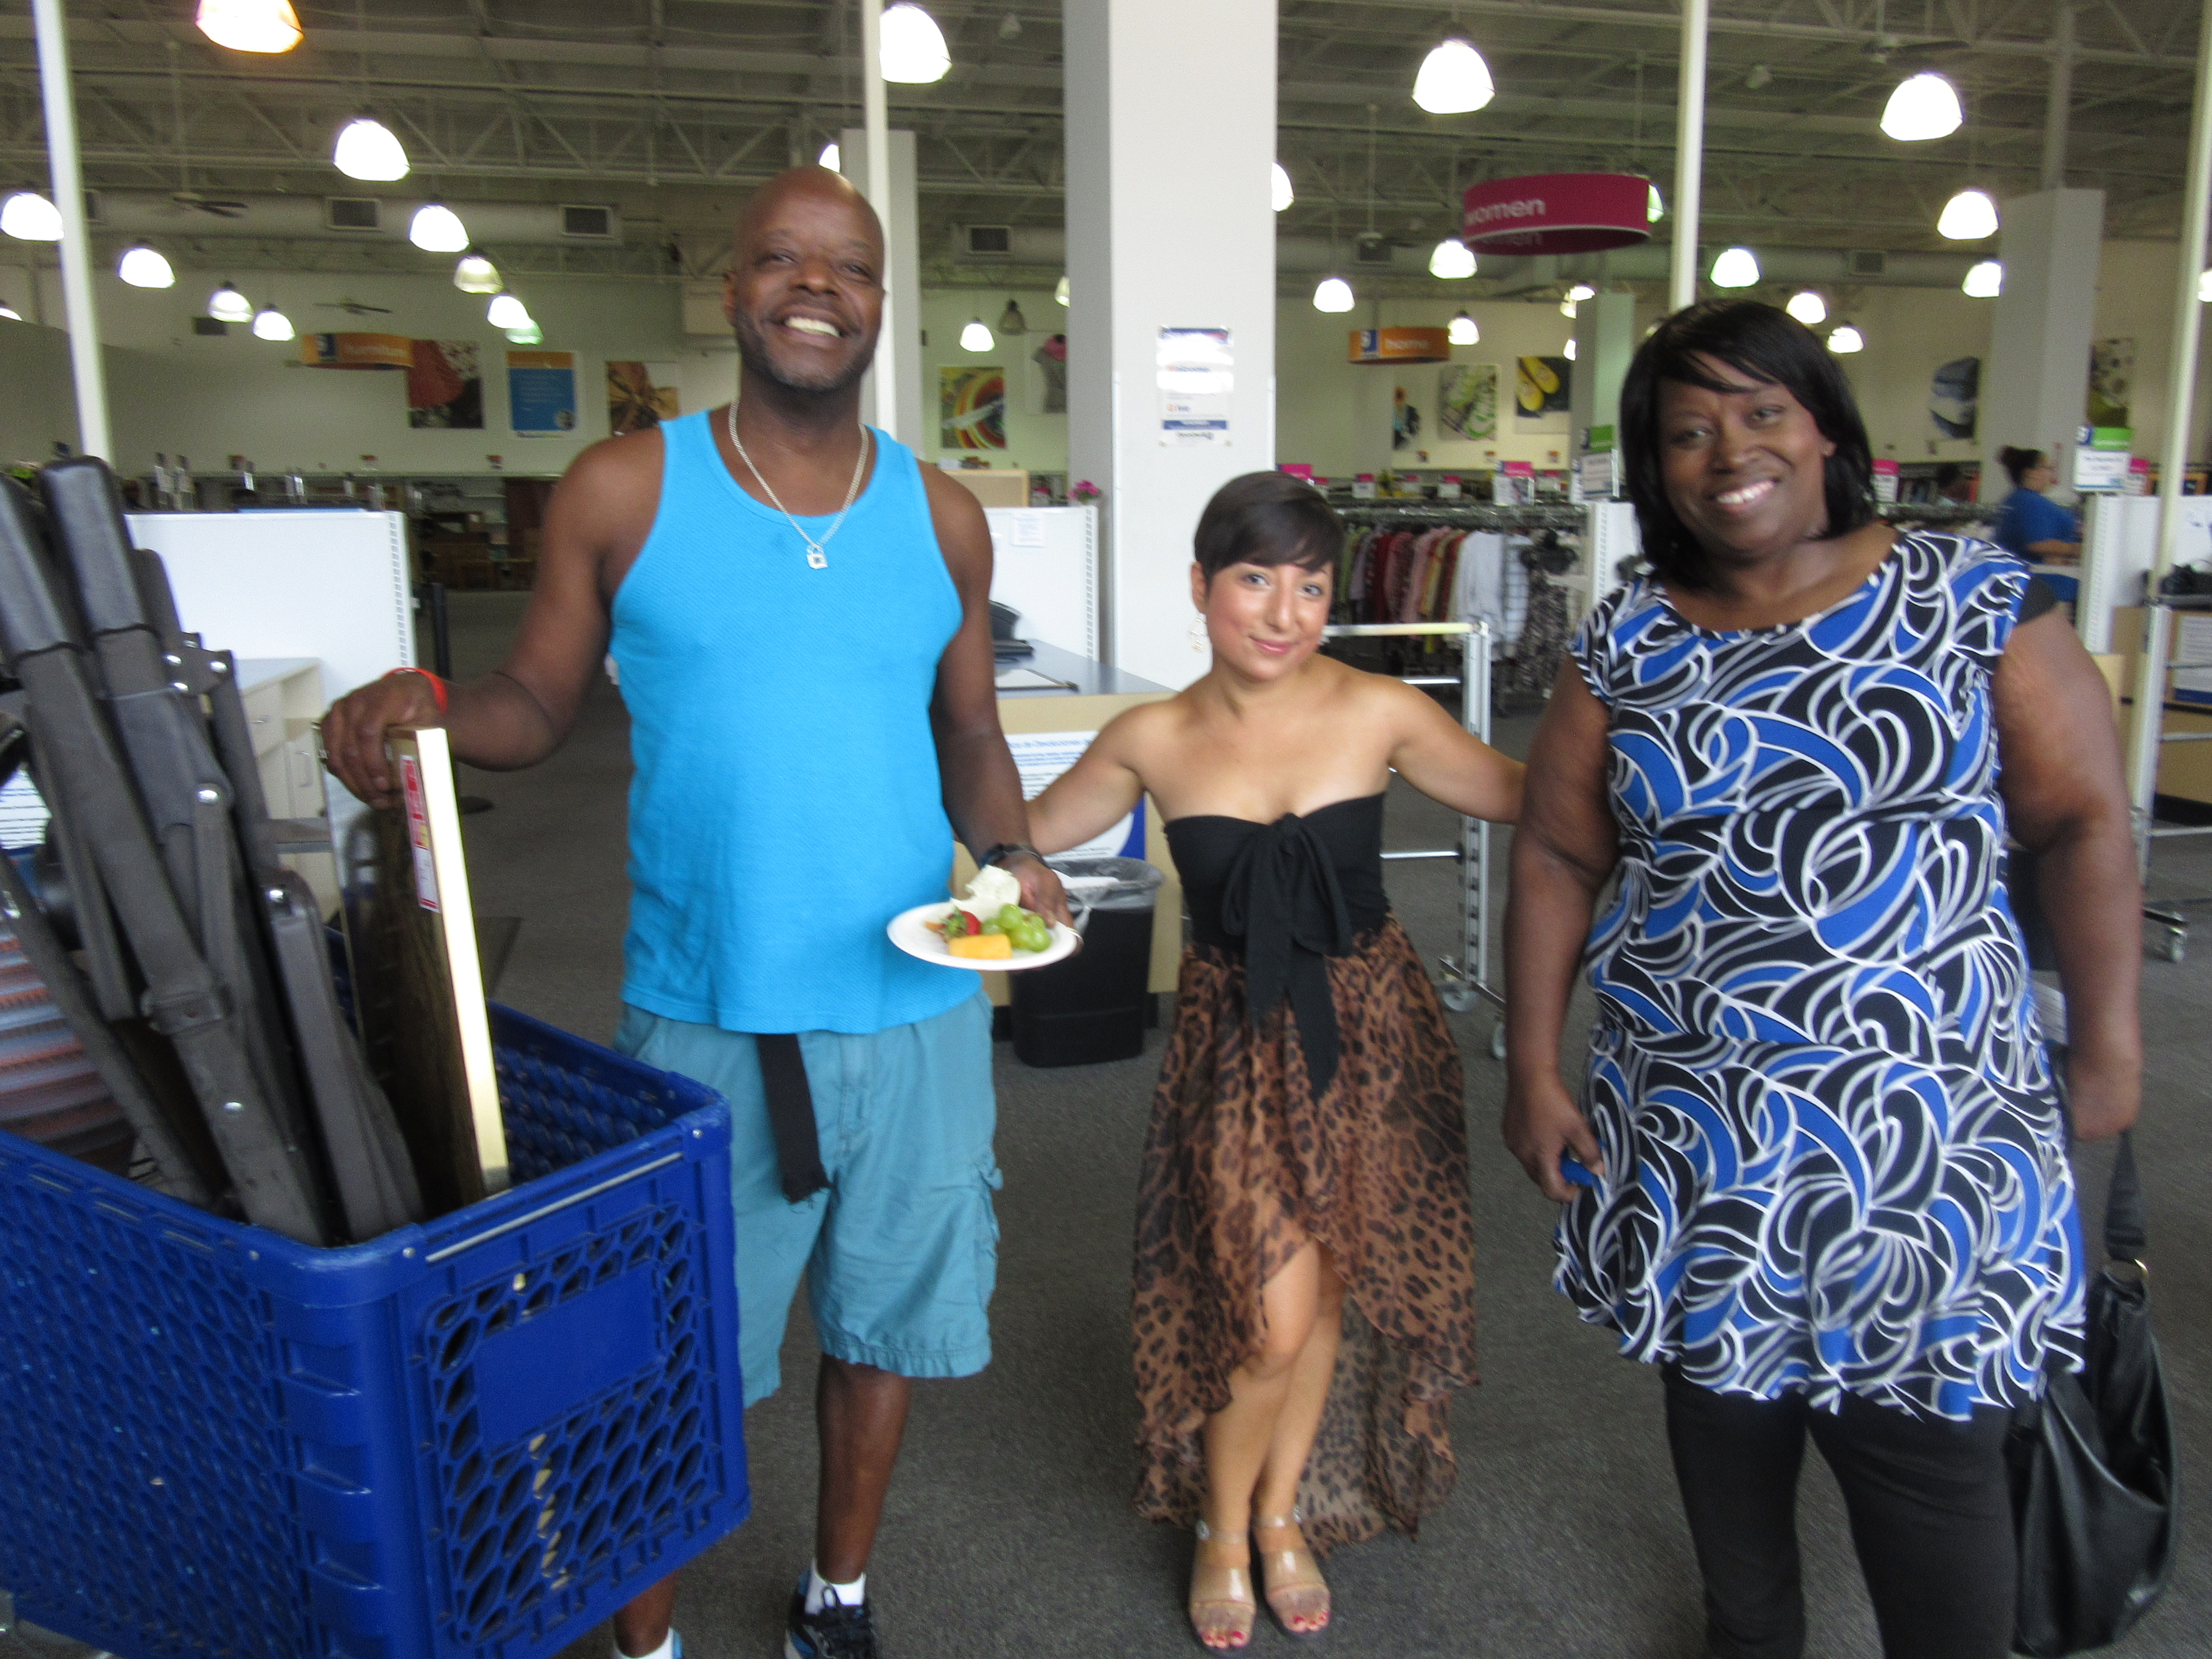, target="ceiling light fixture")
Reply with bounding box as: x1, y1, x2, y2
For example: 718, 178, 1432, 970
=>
1566, 284, 1596, 302
485, 290, 530, 330
1429, 237, 1476, 279
1827, 324, 1865, 354
207, 281, 253, 323
881, 3, 952, 84
1647, 183, 1664, 223
1054, 274, 1069, 306
194, 0, 301, 54
118, 244, 175, 289
819, 140, 841, 173
454, 251, 501, 292
1563, 338, 1578, 361
960, 316, 994, 351
0, 192, 62, 242
505, 322, 543, 345
334, 113, 409, 182
1785, 289, 1827, 326
252, 302, 294, 342
1880, 72, 1963, 142
1709, 246, 1760, 288
1744, 63, 1774, 90
409, 202, 469, 252
1963, 259, 2003, 298
998, 297, 1027, 336
1937, 188, 1998, 240
1312, 275, 1355, 313
1272, 162, 1295, 214
0, 299, 20, 322
1413, 37, 1495, 114
2200, 268, 2212, 304
1559, 297, 1578, 318
1448, 310, 1478, 345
